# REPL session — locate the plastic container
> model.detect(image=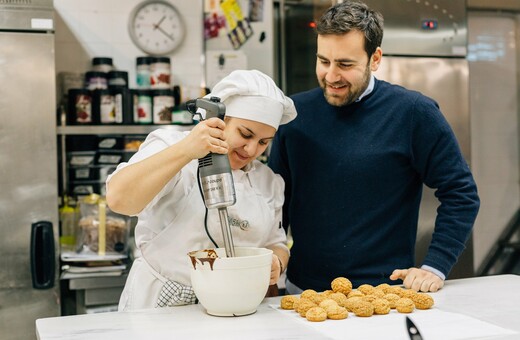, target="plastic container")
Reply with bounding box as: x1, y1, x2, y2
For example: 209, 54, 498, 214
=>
67, 151, 97, 167
92, 57, 114, 73
136, 56, 151, 89
97, 135, 124, 150
150, 56, 171, 89
96, 150, 123, 165
76, 194, 130, 254
152, 89, 174, 124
